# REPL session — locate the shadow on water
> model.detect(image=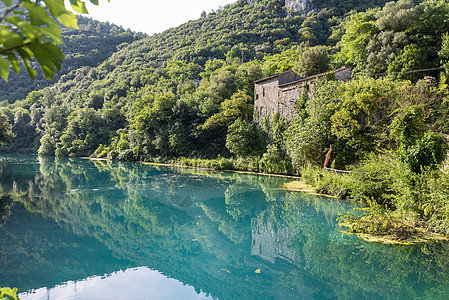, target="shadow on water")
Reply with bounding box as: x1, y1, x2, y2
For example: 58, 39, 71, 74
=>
0, 155, 449, 299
